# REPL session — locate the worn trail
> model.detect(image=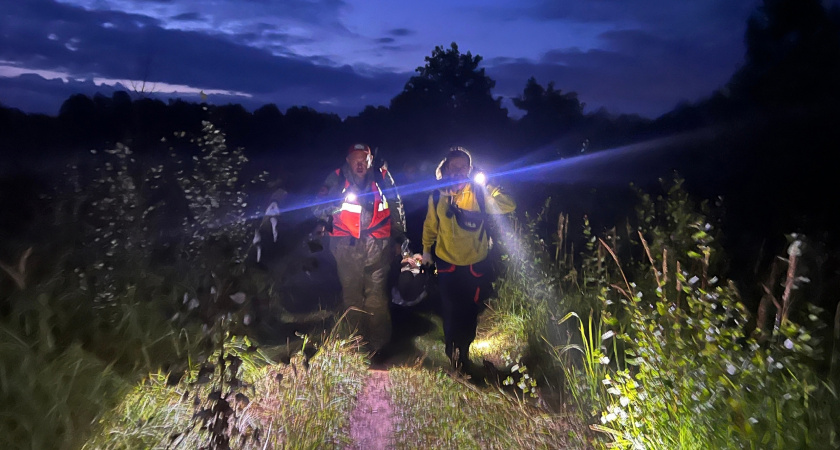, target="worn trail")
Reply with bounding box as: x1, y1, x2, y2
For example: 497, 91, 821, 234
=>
346, 369, 395, 450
